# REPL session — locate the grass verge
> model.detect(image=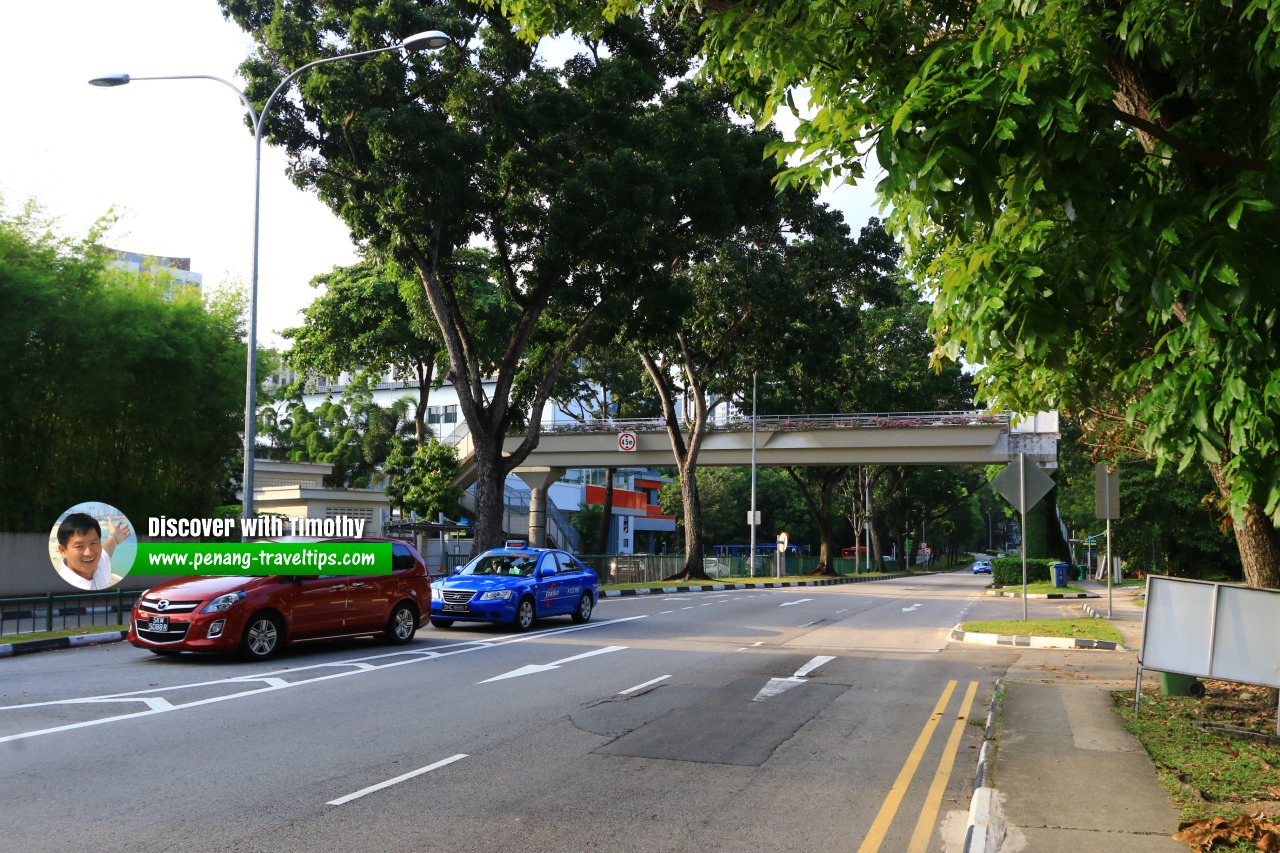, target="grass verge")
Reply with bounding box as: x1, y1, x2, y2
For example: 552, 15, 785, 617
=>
1117, 681, 1280, 850
960, 618, 1123, 643
1, 625, 127, 644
